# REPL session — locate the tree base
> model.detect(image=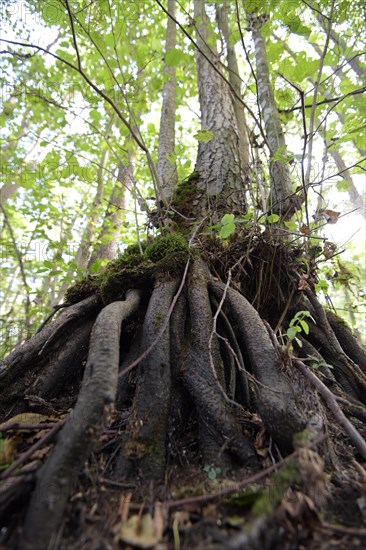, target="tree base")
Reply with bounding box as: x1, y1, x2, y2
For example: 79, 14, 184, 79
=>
1, 241, 365, 550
